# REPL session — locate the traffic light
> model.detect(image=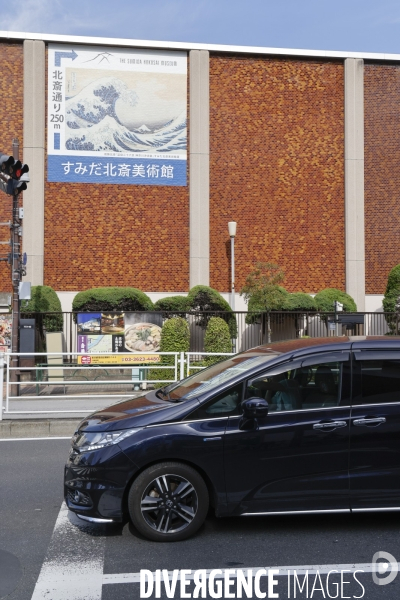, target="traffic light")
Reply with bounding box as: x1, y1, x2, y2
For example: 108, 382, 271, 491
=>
0, 155, 29, 180
0, 152, 29, 196
0, 178, 27, 196
0, 155, 15, 175
13, 163, 29, 180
